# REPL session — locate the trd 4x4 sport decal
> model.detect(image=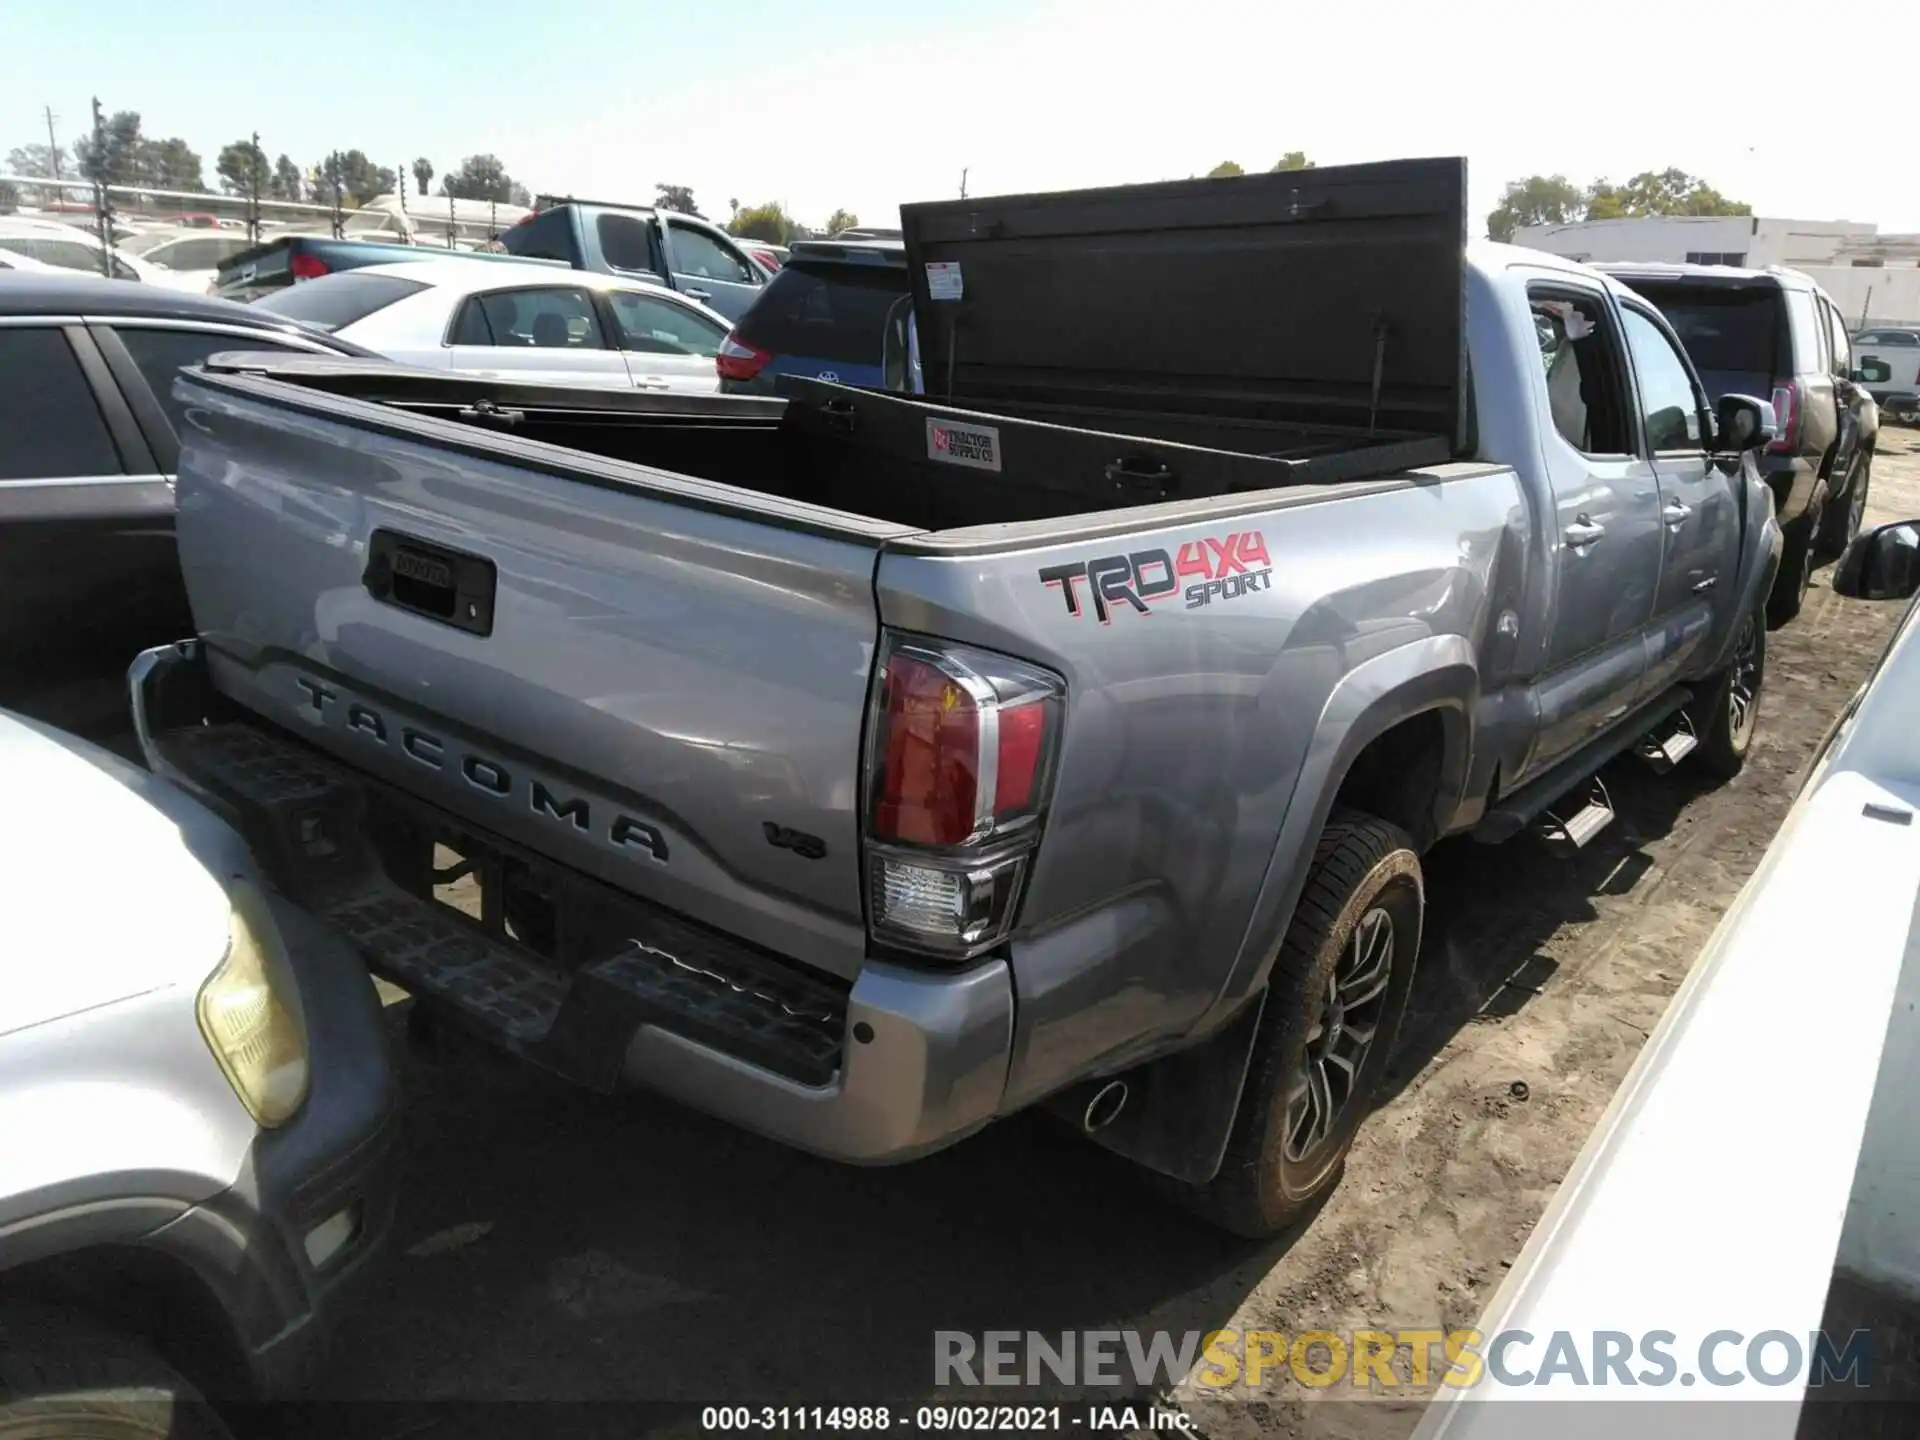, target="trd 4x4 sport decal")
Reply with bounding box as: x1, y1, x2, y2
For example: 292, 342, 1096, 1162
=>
1039, 531, 1274, 623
